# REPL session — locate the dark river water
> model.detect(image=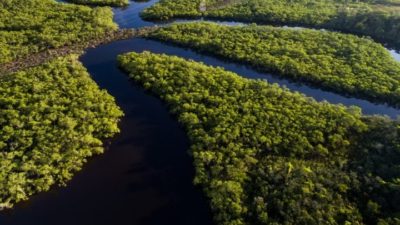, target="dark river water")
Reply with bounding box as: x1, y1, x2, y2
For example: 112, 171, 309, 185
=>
1, 0, 400, 224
